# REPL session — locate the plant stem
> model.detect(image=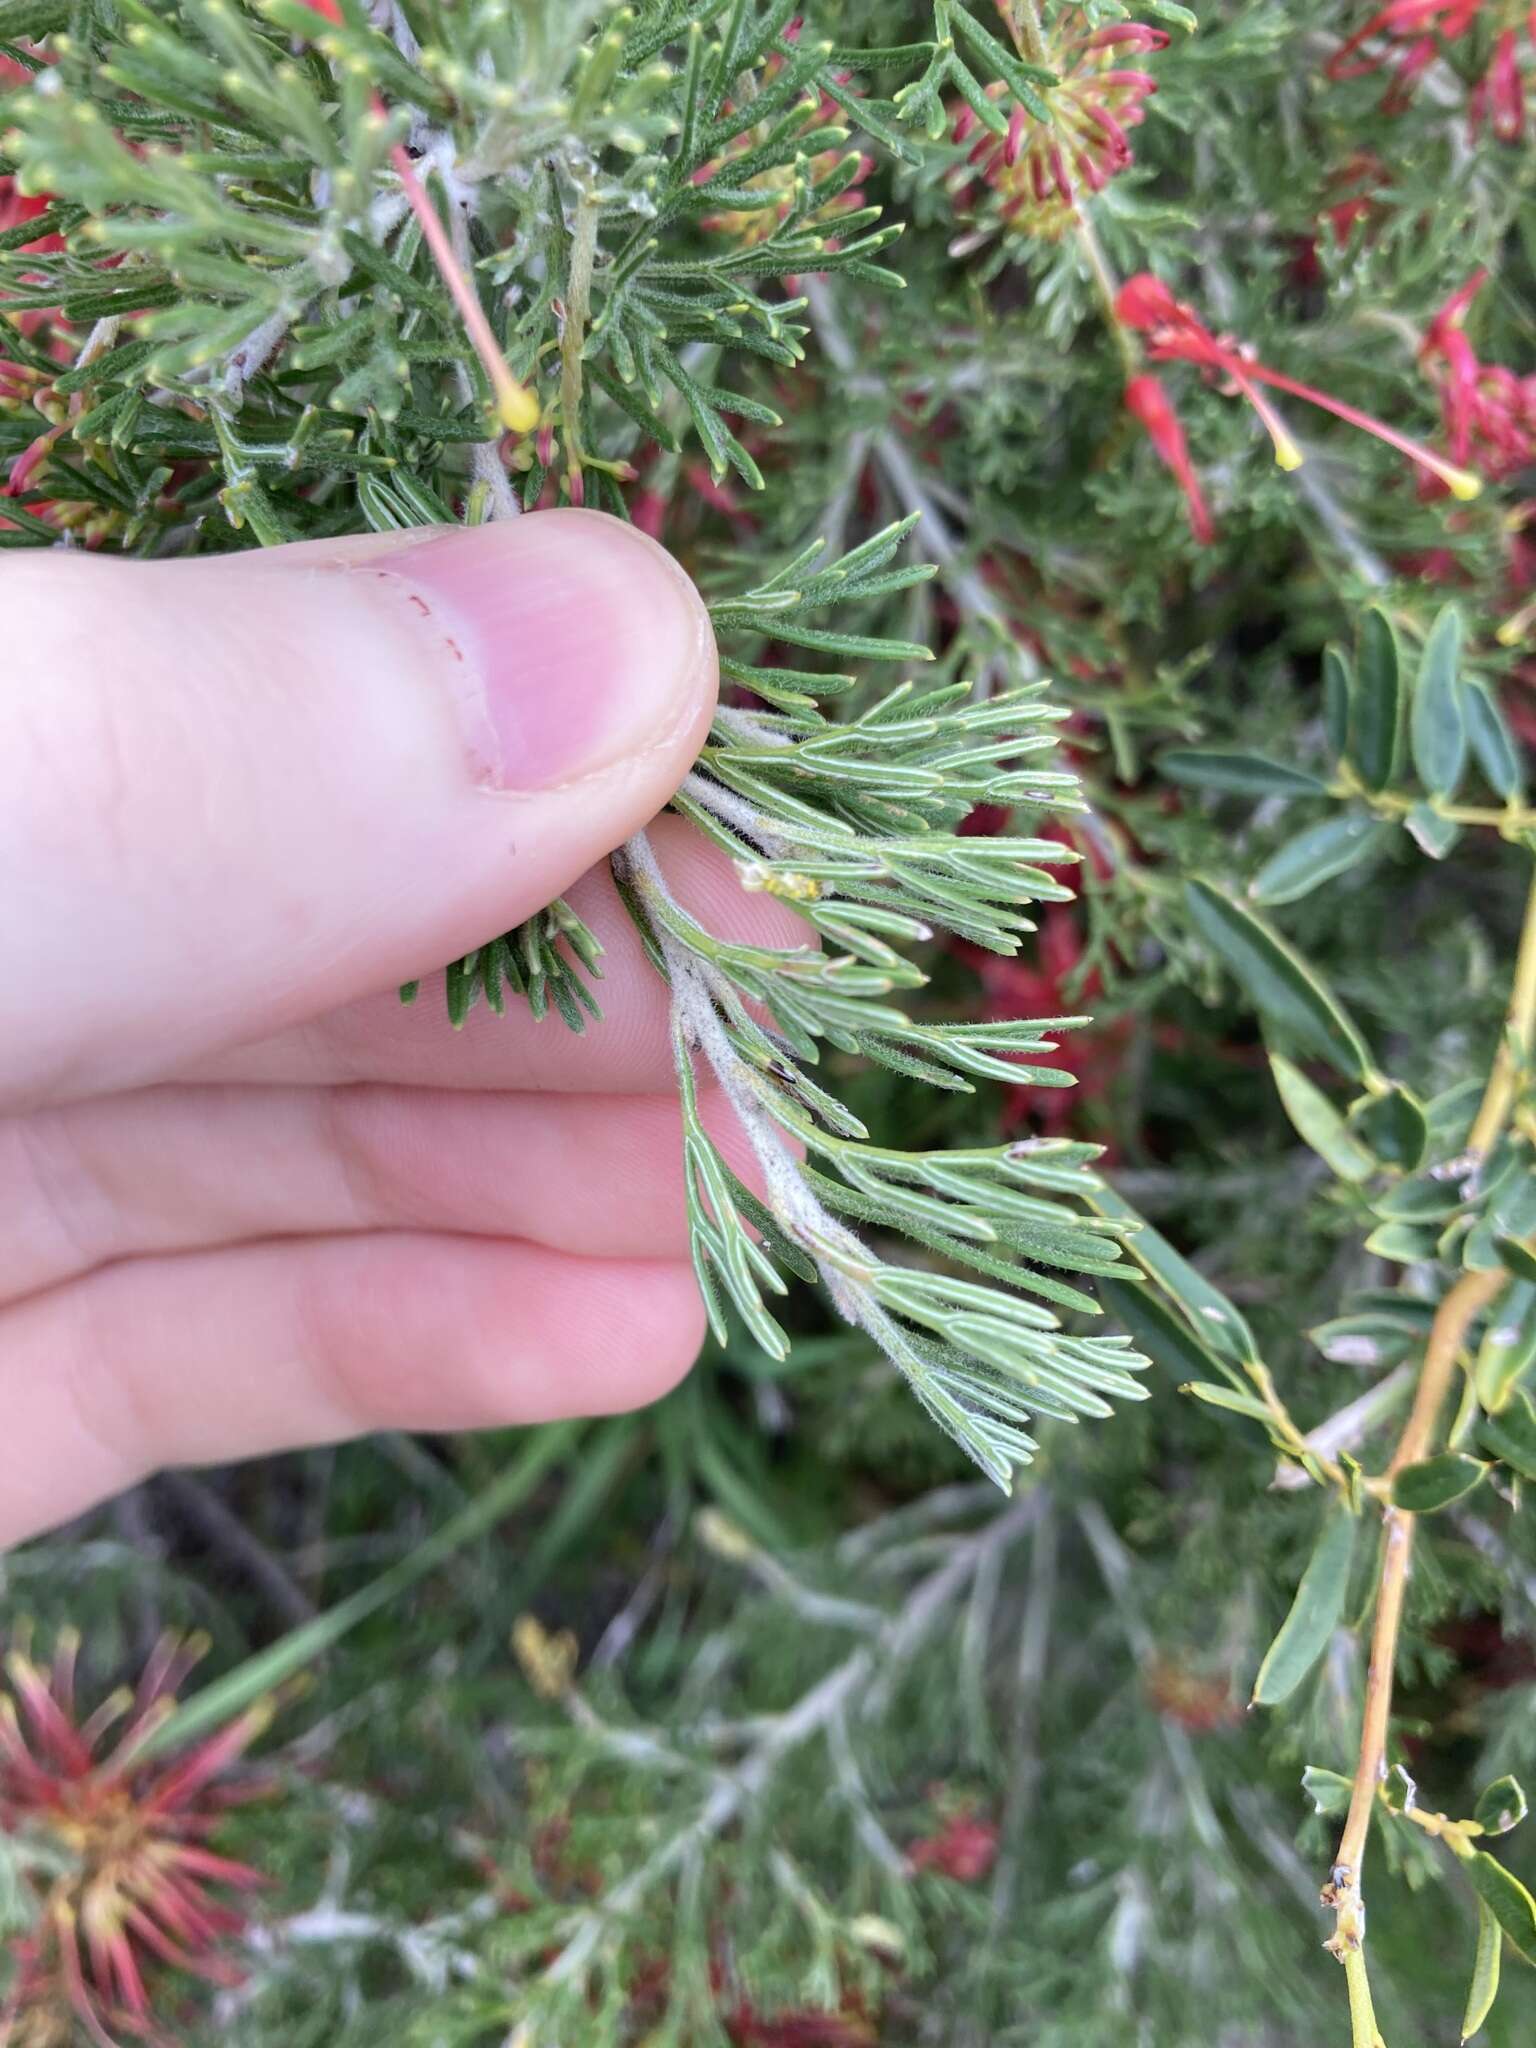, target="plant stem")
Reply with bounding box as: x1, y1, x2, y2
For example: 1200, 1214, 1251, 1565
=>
559, 183, 600, 501
999, 0, 1137, 372
1327, 862, 1536, 1998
